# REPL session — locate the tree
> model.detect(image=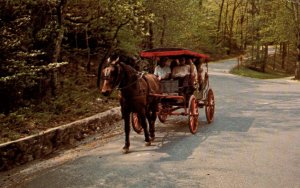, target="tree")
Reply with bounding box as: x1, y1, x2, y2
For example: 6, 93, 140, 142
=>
0, 0, 68, 113
285, 0, 300, 79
